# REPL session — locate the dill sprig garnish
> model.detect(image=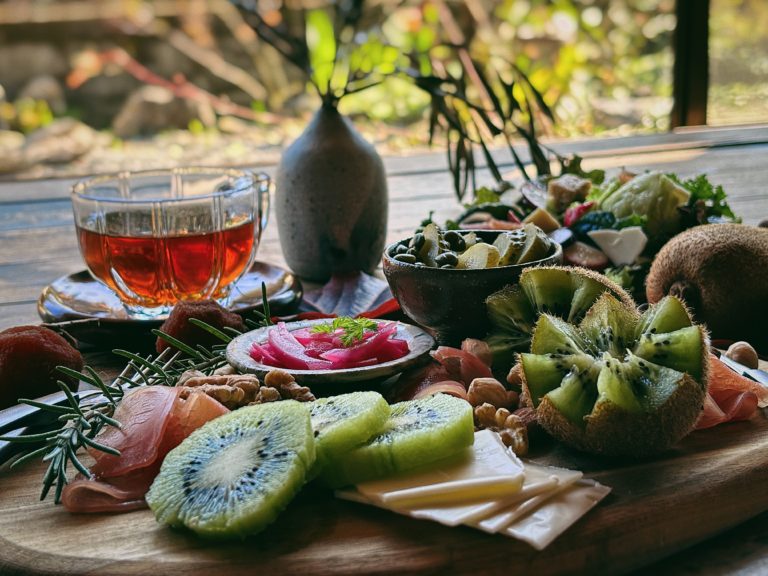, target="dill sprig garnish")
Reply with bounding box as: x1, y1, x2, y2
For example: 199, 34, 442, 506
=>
311, 317, 379, 347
